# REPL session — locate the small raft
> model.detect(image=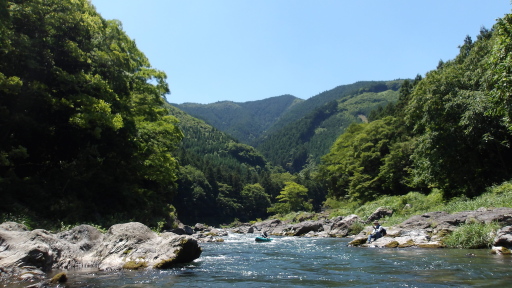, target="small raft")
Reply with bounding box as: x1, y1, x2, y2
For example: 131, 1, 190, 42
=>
255, 236, 272, 242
